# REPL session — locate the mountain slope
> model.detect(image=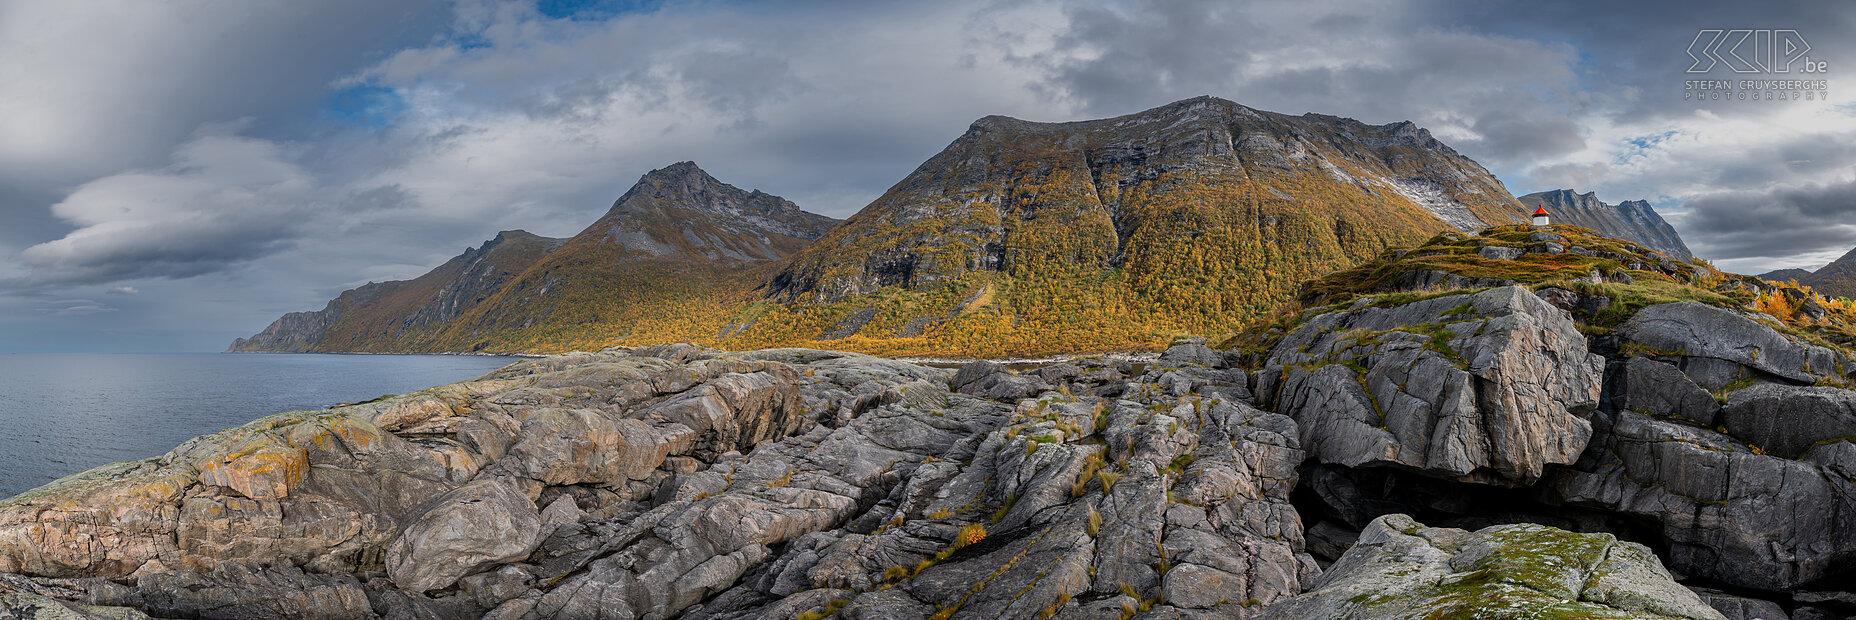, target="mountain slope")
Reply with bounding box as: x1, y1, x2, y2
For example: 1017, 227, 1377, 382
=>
232, 162, 839, 353
228, 229, 565, 352
370, 162, 836, 352
744, 96, 1530, 354
1516, 189, 1694, 260
1761, 245, 1856, 299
